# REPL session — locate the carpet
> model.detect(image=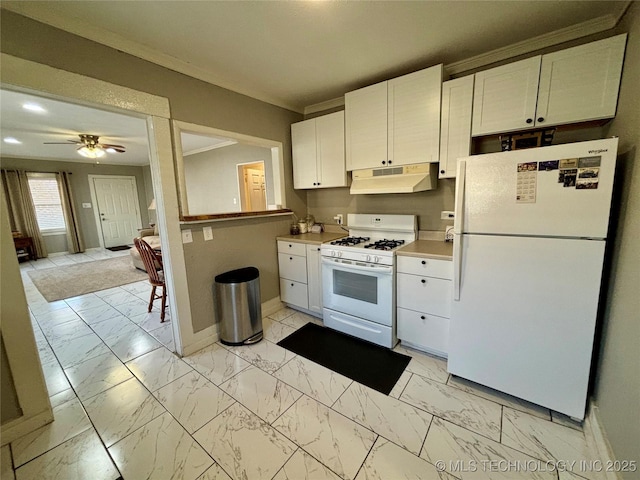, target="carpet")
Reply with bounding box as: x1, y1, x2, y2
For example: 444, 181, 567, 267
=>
277, 323, 411, 395
28, 256, 148, 302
